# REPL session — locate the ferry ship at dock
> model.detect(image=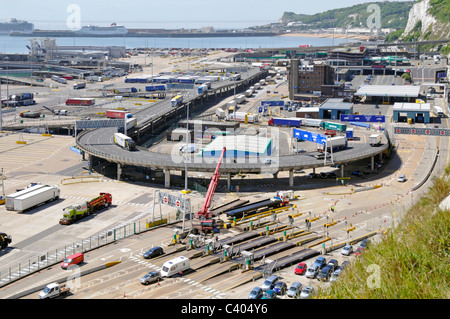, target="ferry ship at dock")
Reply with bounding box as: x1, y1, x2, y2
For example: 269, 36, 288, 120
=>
0, 18, 34, 35
75, 23, 128, 36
